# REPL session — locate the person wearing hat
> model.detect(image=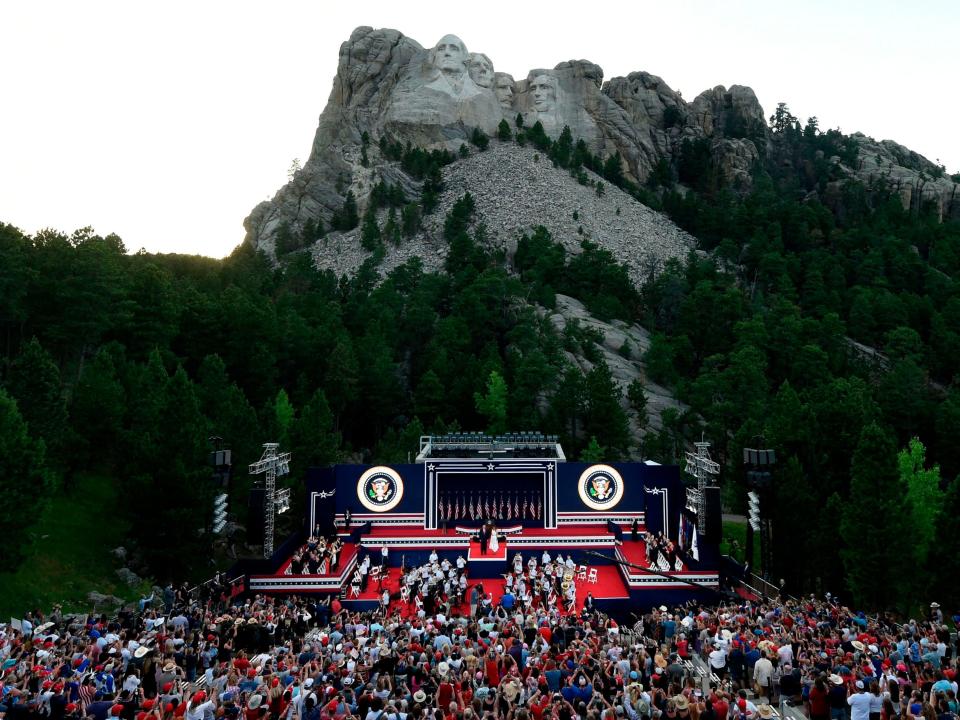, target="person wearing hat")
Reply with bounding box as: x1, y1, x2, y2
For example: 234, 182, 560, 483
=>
847, 680, 872, 720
